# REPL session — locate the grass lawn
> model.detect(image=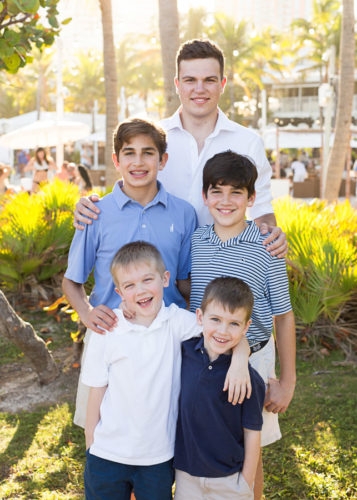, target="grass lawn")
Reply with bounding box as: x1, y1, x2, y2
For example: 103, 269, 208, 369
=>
0, 313, 356, 499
